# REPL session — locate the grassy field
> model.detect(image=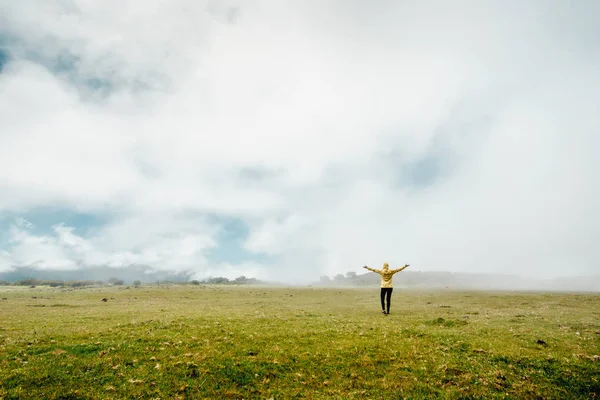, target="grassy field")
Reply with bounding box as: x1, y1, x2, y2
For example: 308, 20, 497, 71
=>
0, 285, 599, 399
